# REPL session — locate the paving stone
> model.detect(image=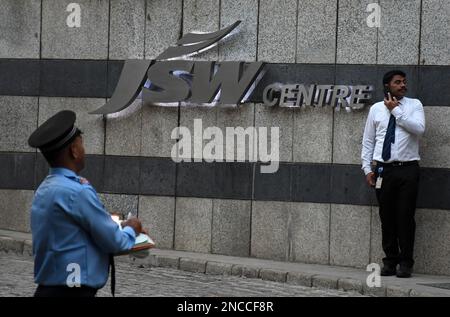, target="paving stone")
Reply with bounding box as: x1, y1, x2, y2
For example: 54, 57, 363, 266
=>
338, 278, 364, 294
259, 269, 288, 283
179, 258, 207, 273
363, 284, 387, 297
205, 261, 233, 275
312, 275, 338, 290
155, 255, 180, 269
386, 286, 411, 297
286, 272, 314, 287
